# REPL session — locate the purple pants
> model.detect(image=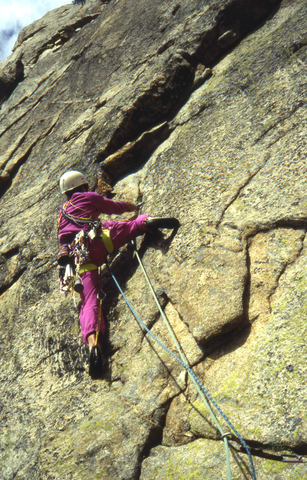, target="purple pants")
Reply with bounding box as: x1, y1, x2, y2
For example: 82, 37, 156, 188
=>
79, 215, 149, 343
